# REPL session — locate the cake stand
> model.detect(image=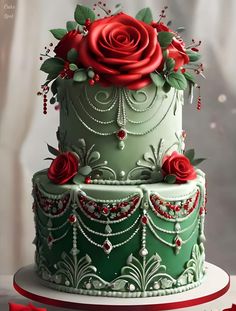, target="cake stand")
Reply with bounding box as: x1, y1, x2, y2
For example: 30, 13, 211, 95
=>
13, 262, 230, 311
